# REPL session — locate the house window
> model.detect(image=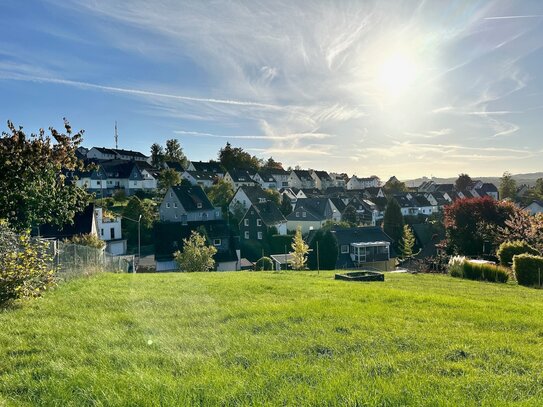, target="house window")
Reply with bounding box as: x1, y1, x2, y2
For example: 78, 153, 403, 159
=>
110, 228, 115, 239
216, 211, 220, 218
97, 180, 101, 185
296, 212, 300, 218
341, 245, 349, 254
245, 231, 250, 239
257, 219, 262, 226
213, 239, 221, 246
244, 219, 249, 226
174, 203, 177, 208
170, 192, 173, 197
174, 214, 178, 219
197, 203, 203, 209
257, 232, 263, 240
101, 228, 104, 236
302, 211, 306, 218
166, 203, 170, 208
